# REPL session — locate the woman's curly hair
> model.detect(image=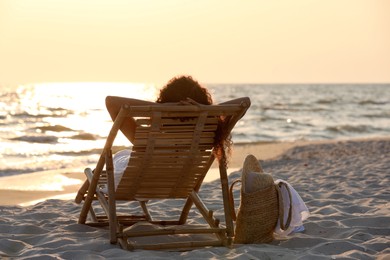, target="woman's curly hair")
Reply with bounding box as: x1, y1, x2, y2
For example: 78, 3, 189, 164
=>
156, 75, 232, 167
156, 76, 213, 105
